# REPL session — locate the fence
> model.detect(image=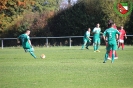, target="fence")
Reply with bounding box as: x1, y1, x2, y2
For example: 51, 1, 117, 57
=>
0, 36, 84, 49
0, 35, 133, 49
